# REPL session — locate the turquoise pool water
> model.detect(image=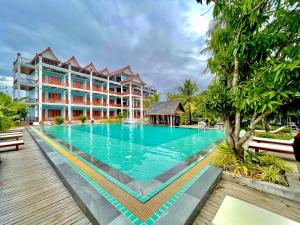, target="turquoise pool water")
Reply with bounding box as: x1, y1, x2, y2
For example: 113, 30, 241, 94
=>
42, 124, 224, 183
